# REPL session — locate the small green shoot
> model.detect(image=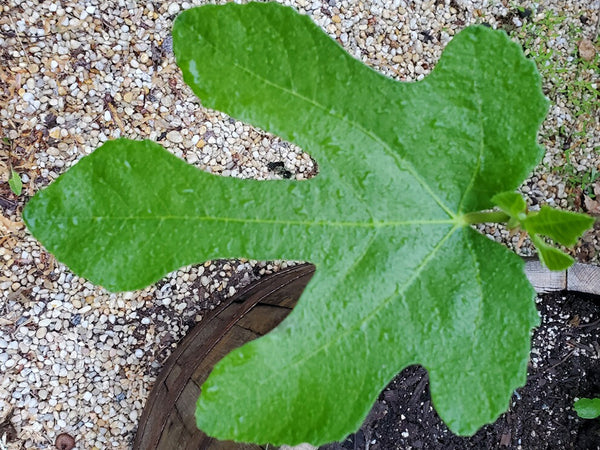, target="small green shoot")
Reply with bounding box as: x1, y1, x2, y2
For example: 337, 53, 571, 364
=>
3, 137, 22, 196
483, 193, 593, 270
574, 398, 600, 419
8, 169, 22, 196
